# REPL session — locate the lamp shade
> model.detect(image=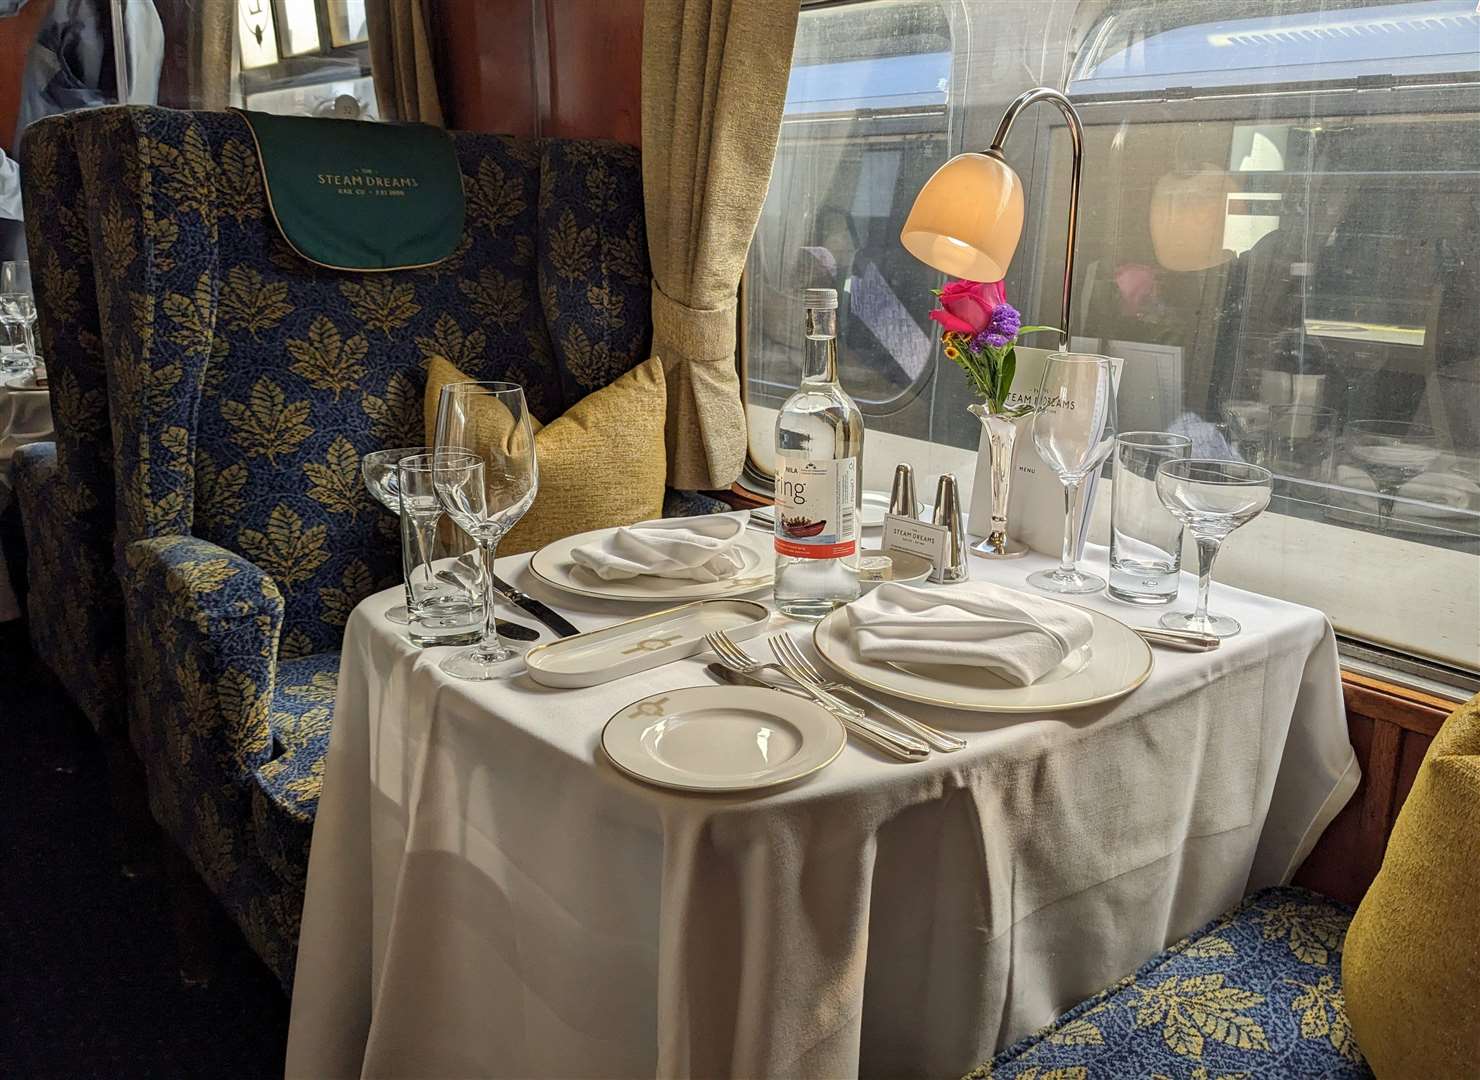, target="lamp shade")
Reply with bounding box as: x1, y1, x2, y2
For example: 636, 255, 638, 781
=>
1149, 165, 1235, 272
900, 152, 1025, 281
